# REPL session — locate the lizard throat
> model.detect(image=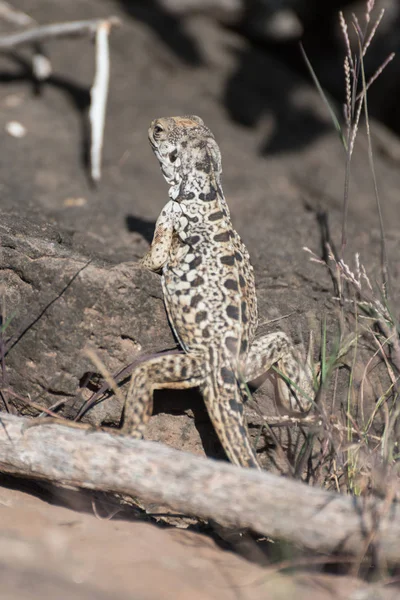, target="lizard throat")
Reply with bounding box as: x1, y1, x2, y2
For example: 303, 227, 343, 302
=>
168, 172, 222, 204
